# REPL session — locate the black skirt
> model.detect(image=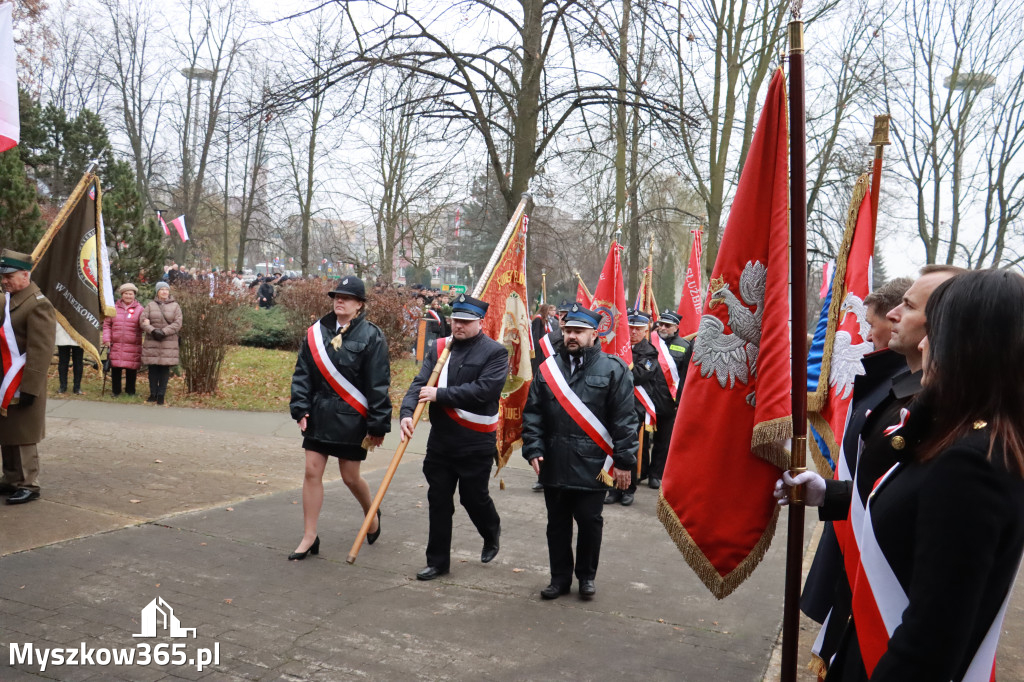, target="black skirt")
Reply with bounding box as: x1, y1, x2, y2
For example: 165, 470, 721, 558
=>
302, 437, 368, 462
